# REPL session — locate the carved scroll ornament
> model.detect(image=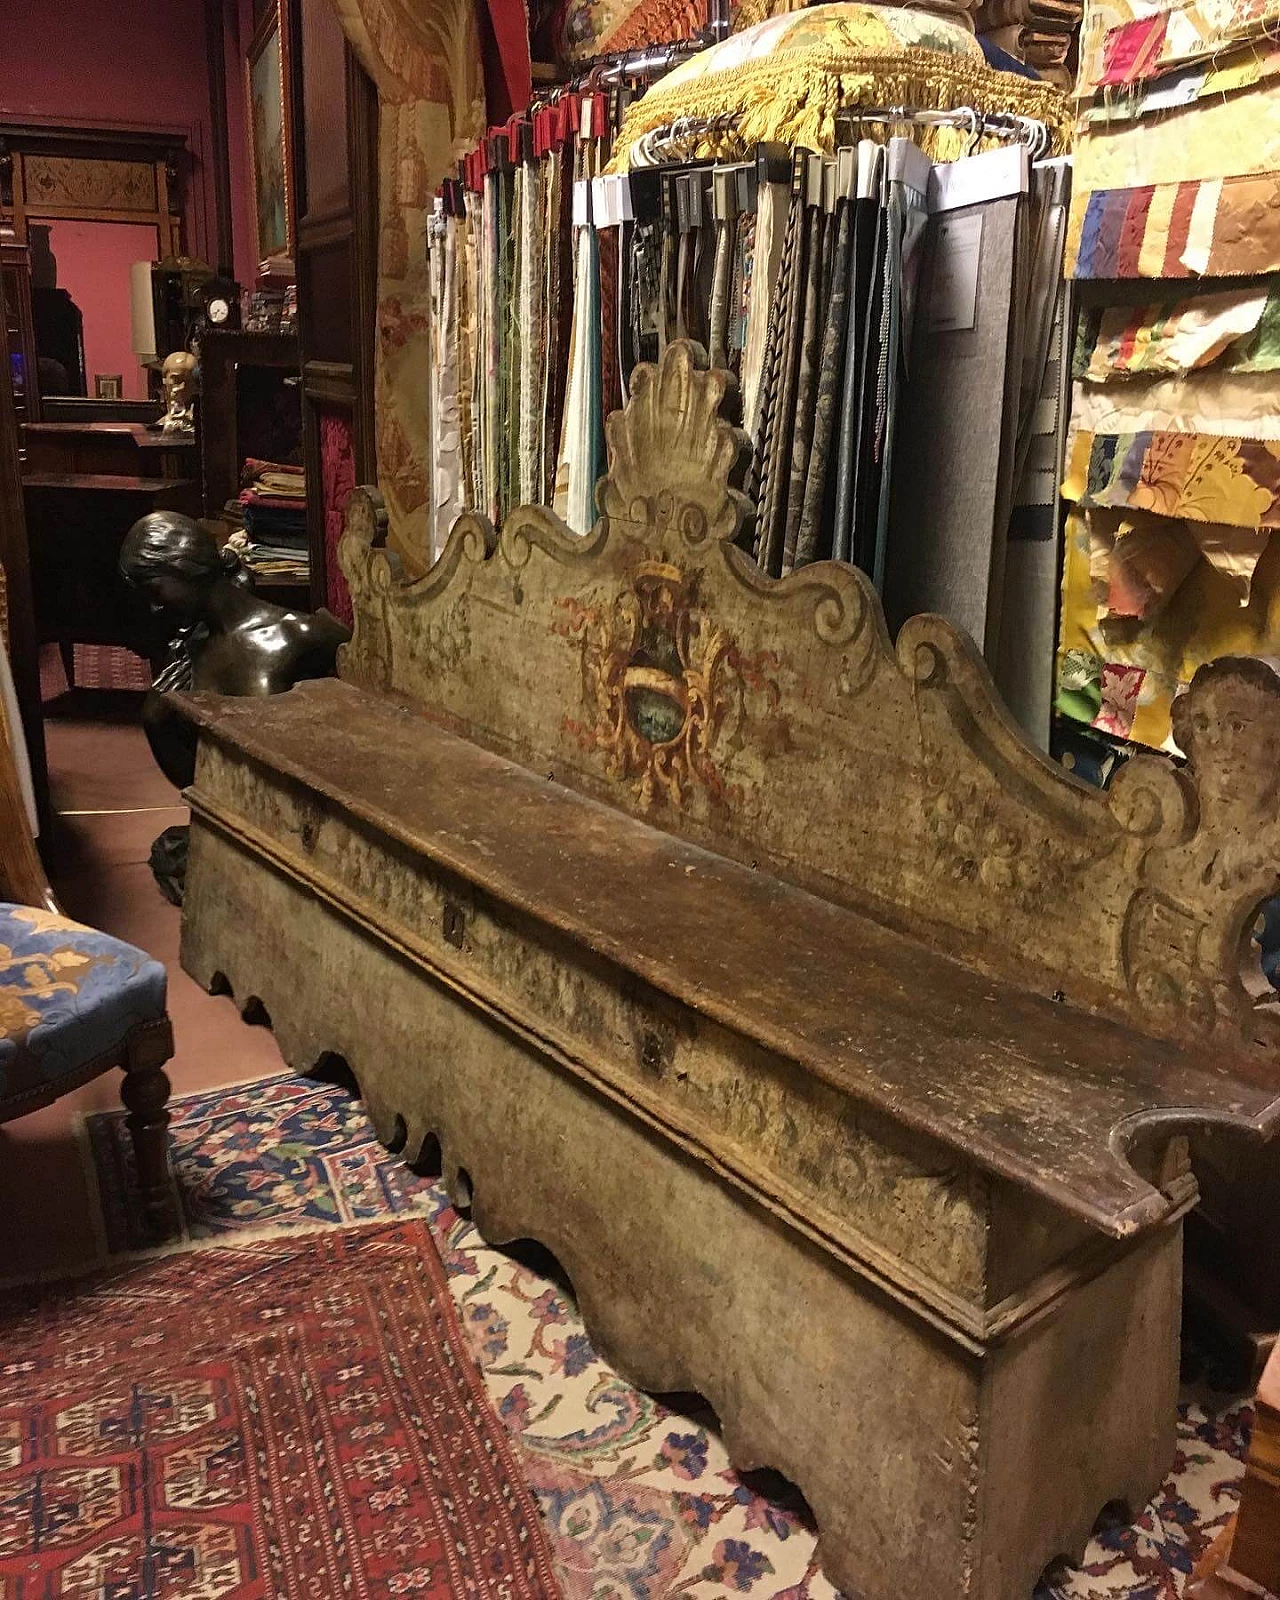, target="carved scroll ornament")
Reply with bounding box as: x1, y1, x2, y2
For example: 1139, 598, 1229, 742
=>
337, 340, 1280, 1057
